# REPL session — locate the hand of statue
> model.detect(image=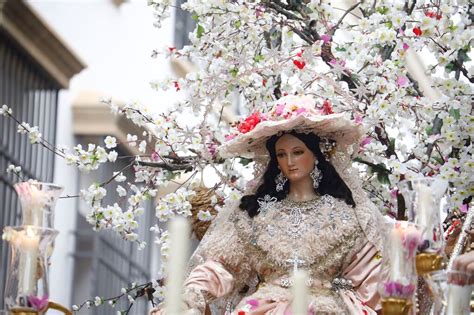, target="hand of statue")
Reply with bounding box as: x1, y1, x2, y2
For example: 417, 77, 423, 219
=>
453, 251, 474, 275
